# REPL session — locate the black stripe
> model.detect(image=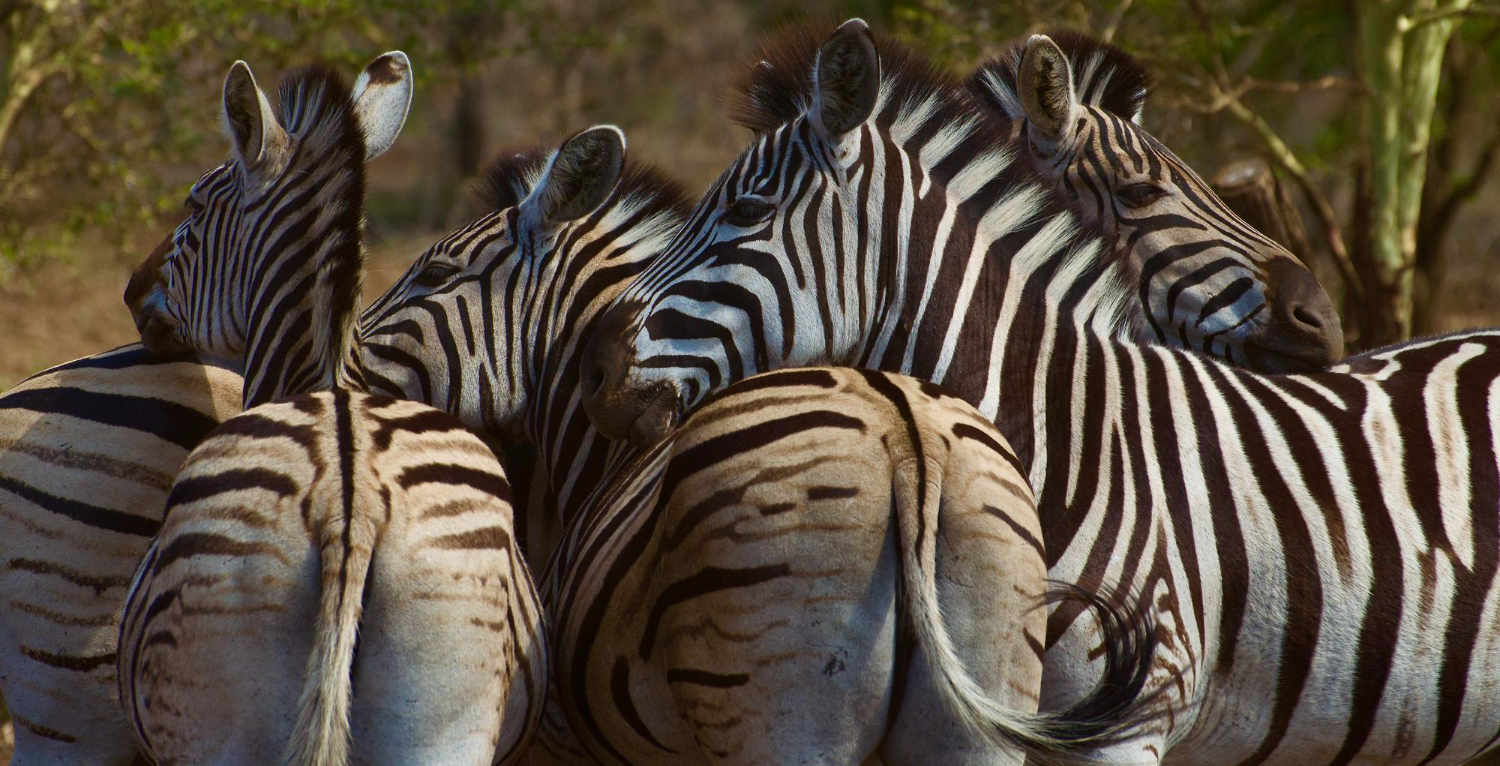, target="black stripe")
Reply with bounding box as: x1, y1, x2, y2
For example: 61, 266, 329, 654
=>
166, 467, 298, 507
21, 645, 115, 672
0, 474, 159, 537
396, 464, 511, 501
952, 422, 1025, 477
0, 387, 221, 451
638, 564, 791, 659
430, 525, 513, 551
153, 533, 268, 571
665, 668, 750, 688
